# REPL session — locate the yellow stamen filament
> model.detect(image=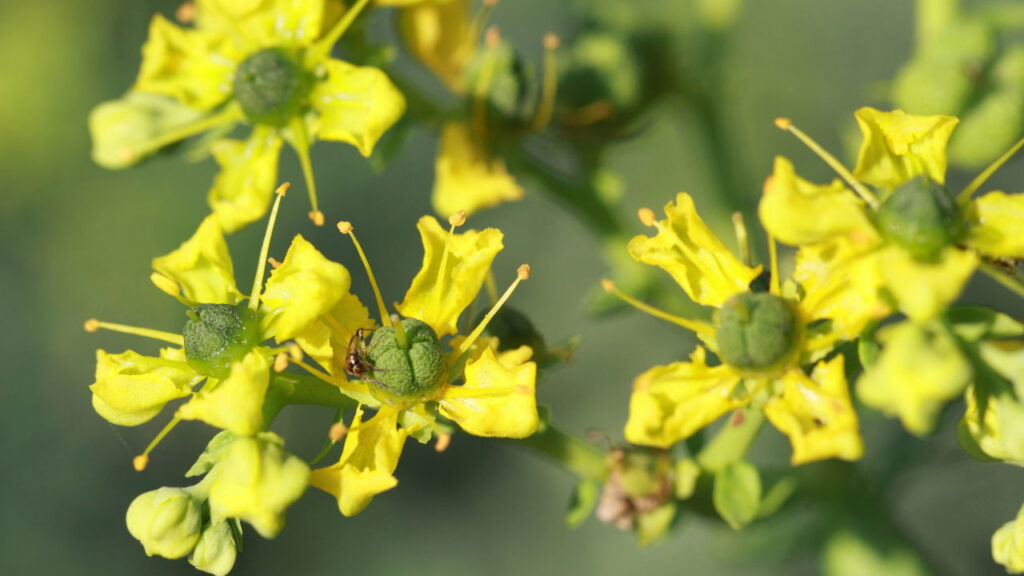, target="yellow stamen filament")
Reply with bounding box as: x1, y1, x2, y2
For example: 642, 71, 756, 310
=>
472, 26, 502, 141
530, 33, 561, 132
83, 319, 184, 346
287, 118, 321, 225
768, 234, 781, 296
470, 0, 500, 44
434, 433, 452, 453
249, 183, 289, 311
484, 270, 498, 305
637, 208, 657, 227
456, 265, 531, 357
137, 414, 184, 470
328, 422, 348, 443
311, 0, 372, 60
337, 221, 392, 328
774, 117, 880, 209
959, 135, 1024, 203
435, 211, 466, 308
600, 279, 714, 335
732, 212, 751, 266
